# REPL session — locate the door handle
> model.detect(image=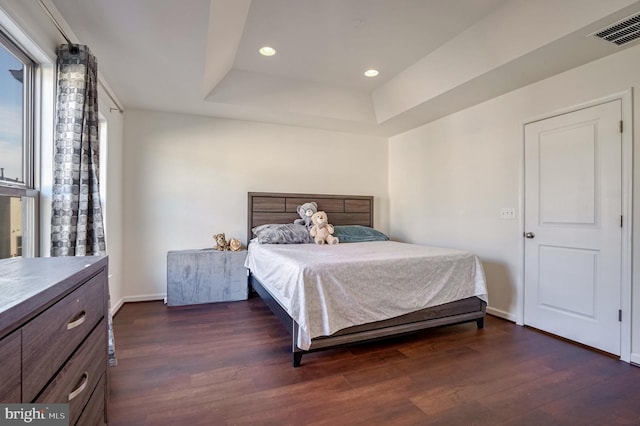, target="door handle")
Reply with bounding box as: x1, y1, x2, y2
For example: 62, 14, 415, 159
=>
524, 232, 535, 239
